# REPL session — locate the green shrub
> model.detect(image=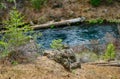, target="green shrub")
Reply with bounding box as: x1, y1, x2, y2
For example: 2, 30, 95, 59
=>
0, 8, 32, 57
50, 39, 63, 50
90, 0, 101, 6
31, 0, 47, 10
0, 0, 16, 9
11, 61, 18, 65
88, 18, 104, 24
7, 0, 15, 3
50, 25, 55, 29
90, 0, 114, 6
0, 3, 6, 9
108, 19, 120, 23
104, 43, 116, 60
